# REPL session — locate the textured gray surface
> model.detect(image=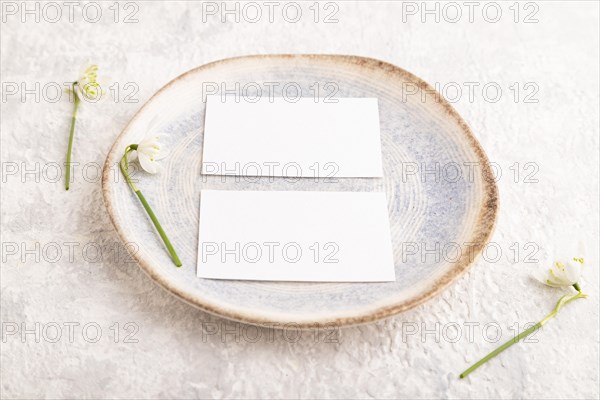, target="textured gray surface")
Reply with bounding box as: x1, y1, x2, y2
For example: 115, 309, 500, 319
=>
1, 2, 599, 399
